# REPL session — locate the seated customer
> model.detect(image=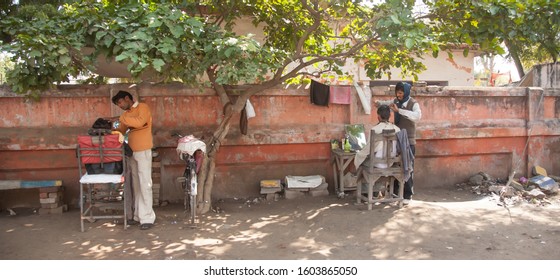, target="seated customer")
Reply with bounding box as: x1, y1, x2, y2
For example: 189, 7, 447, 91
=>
354, 105, 400, 193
